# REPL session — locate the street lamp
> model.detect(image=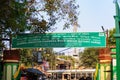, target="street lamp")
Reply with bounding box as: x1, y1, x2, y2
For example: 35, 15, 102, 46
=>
101, 26, 109, 47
